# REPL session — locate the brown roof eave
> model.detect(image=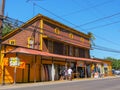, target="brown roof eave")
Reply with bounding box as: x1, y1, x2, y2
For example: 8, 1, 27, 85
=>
4, 47, 101, 63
